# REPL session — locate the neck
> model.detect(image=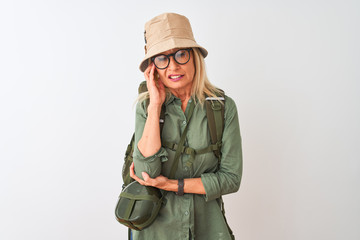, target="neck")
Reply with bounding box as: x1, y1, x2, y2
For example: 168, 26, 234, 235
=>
169, 83, 192, 102
171, 88, 191, 100
170, 88, 192, 112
